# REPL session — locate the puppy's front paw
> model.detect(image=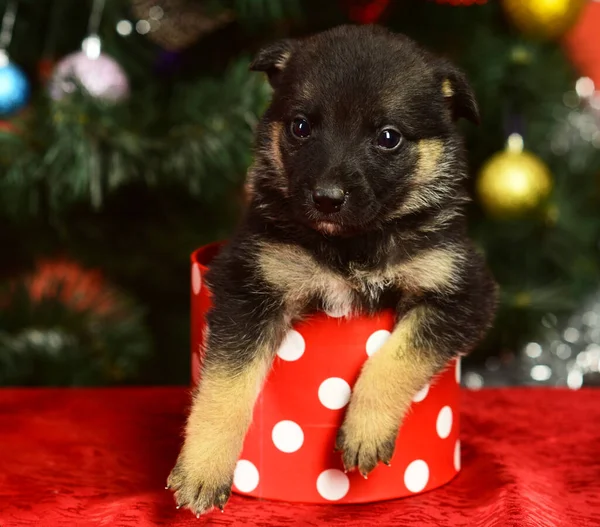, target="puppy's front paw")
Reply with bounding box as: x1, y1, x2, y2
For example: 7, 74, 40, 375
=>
335, 421, 397, 477
167, 451, 234, 517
